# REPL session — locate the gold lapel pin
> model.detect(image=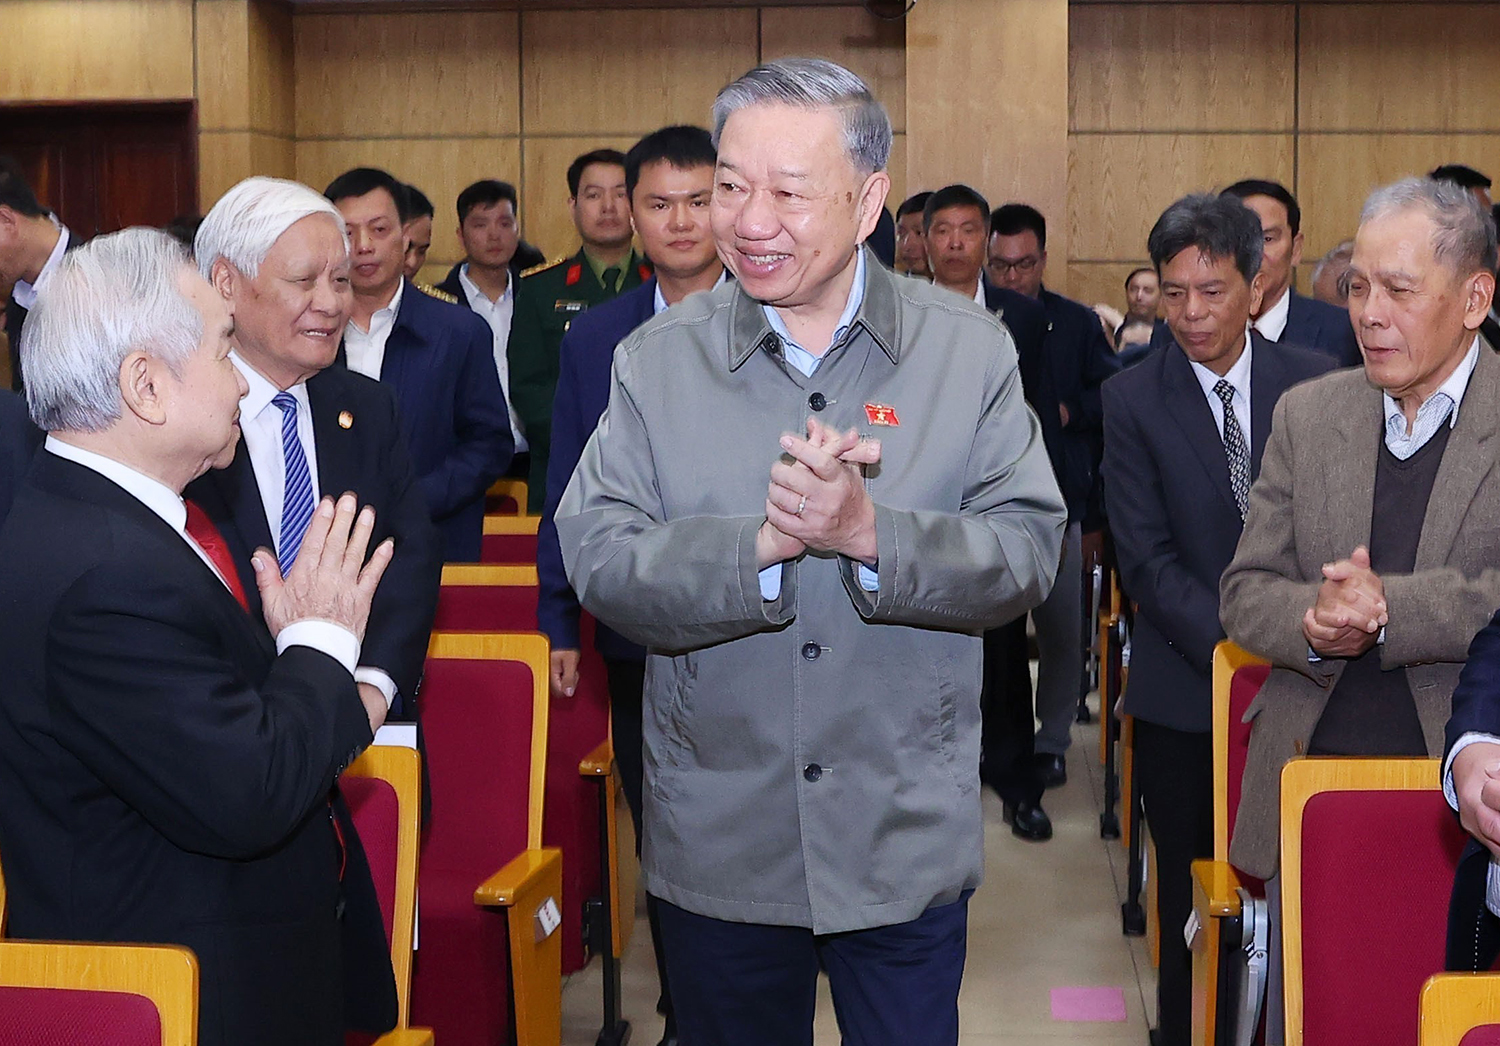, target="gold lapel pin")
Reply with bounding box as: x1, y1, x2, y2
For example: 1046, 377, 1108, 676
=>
338, 411, 354, 429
